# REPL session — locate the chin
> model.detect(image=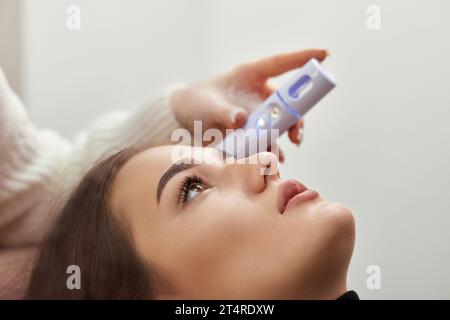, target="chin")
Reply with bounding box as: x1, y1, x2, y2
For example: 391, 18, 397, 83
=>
320, 201, 356, 253
322, 200, 354, 228
314, 201, 356, 282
